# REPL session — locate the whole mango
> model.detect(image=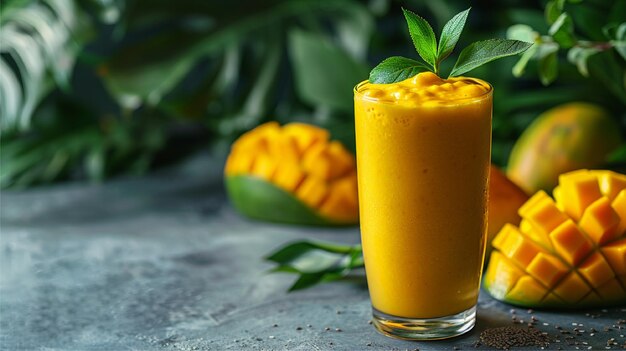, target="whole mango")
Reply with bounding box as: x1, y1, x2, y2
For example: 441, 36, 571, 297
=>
484, 169, 626, 308
507, 103, 622, 194
224, 122, 358, 226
